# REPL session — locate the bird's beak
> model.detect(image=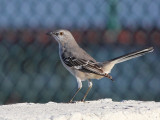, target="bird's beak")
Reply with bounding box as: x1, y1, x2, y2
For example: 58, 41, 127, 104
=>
46, 32, 53, 36
46, 32, 57, 36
